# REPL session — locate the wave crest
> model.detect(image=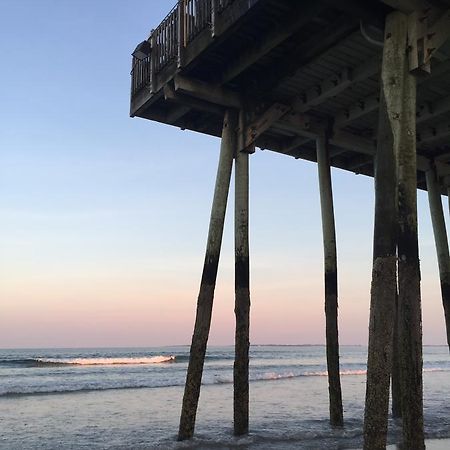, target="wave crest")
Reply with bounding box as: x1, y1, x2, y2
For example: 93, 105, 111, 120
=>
35, 356, 176, 366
